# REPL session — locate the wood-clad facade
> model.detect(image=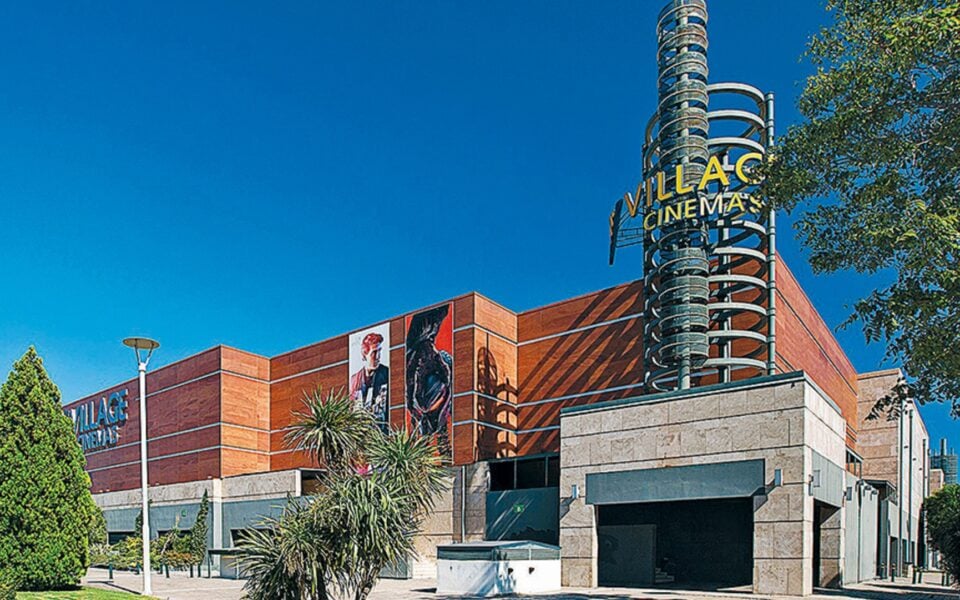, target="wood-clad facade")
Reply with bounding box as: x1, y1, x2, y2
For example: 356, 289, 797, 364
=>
66, 254, 864, 493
